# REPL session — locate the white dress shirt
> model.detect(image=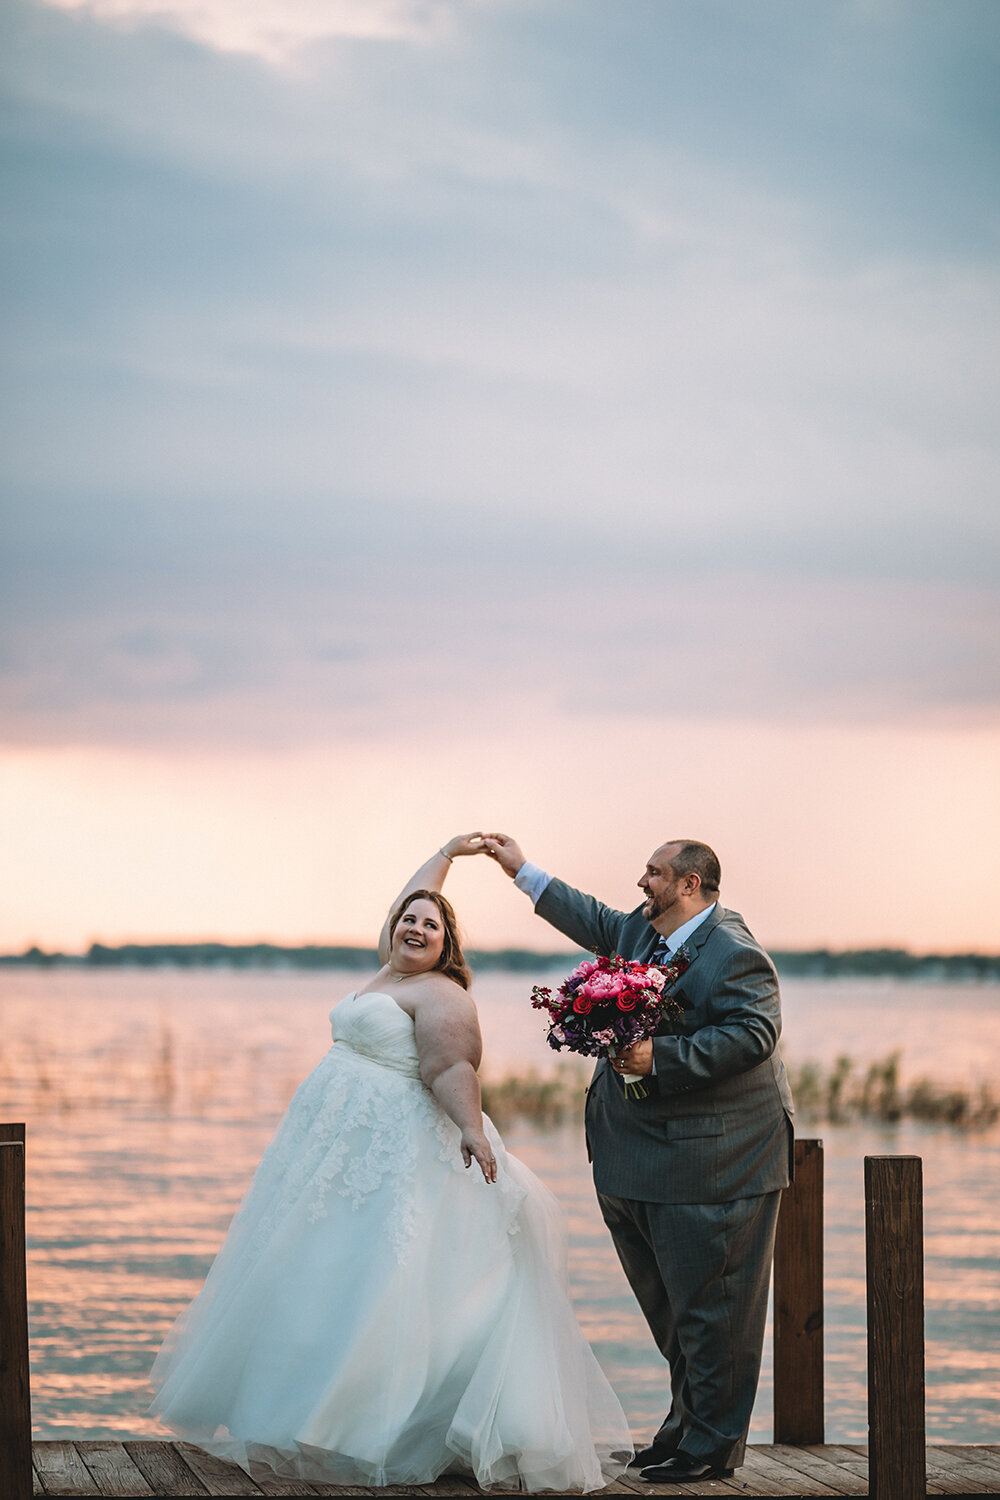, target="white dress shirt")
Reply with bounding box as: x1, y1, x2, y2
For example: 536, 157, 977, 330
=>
656, 902, 717, 955
514, 861, 717, 953
513, 861, 553, 904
